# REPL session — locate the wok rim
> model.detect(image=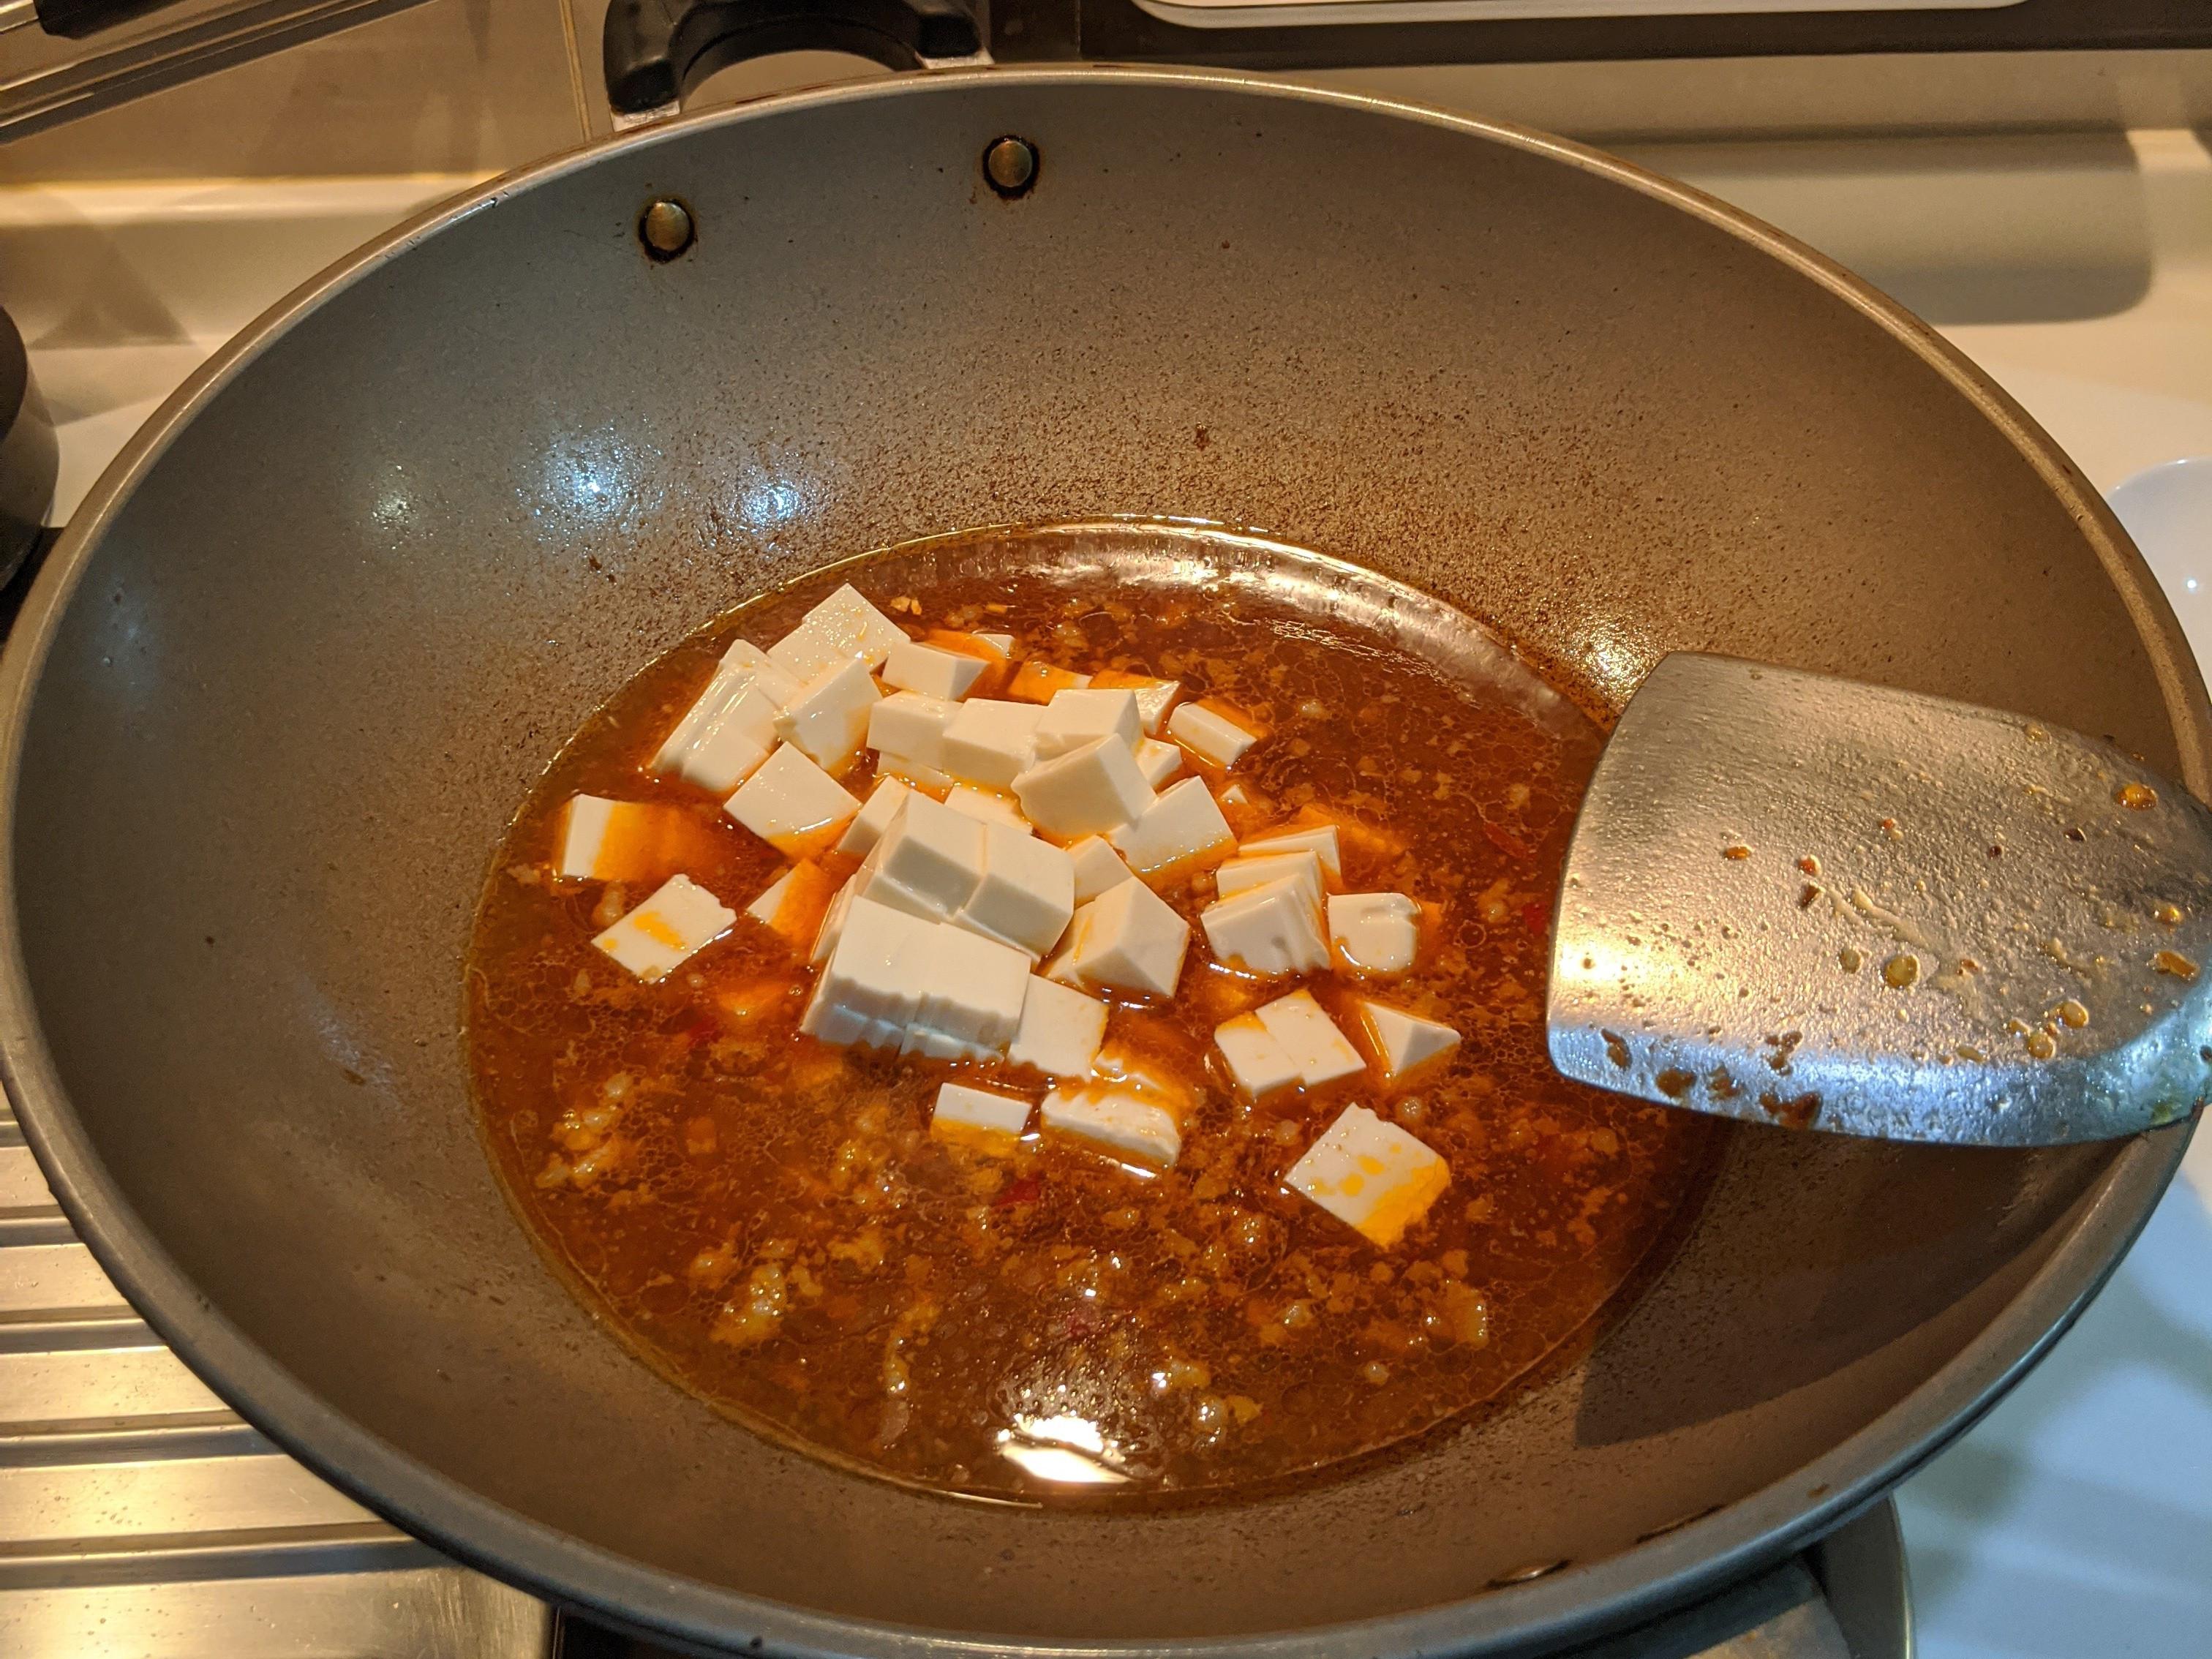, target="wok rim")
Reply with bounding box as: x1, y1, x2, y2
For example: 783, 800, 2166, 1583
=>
0, 65, 2198, 1659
